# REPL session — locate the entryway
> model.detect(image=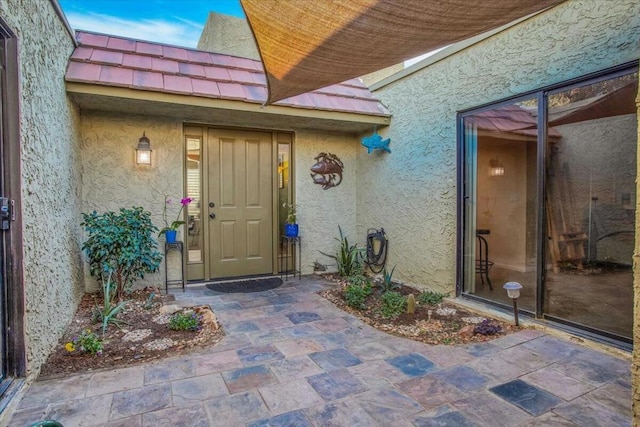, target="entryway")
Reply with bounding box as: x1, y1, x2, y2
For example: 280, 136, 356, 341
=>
185, 126, 292, 281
